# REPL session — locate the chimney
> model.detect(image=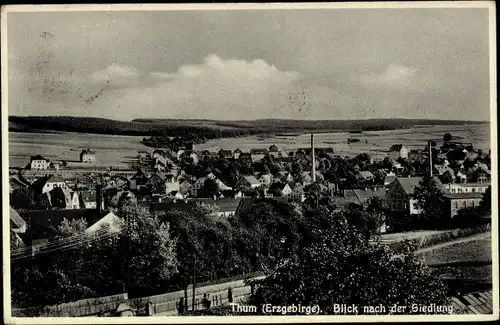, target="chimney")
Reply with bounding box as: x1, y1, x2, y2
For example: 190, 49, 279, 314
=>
311, 134, 316, 183
96, 184, 103, 214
